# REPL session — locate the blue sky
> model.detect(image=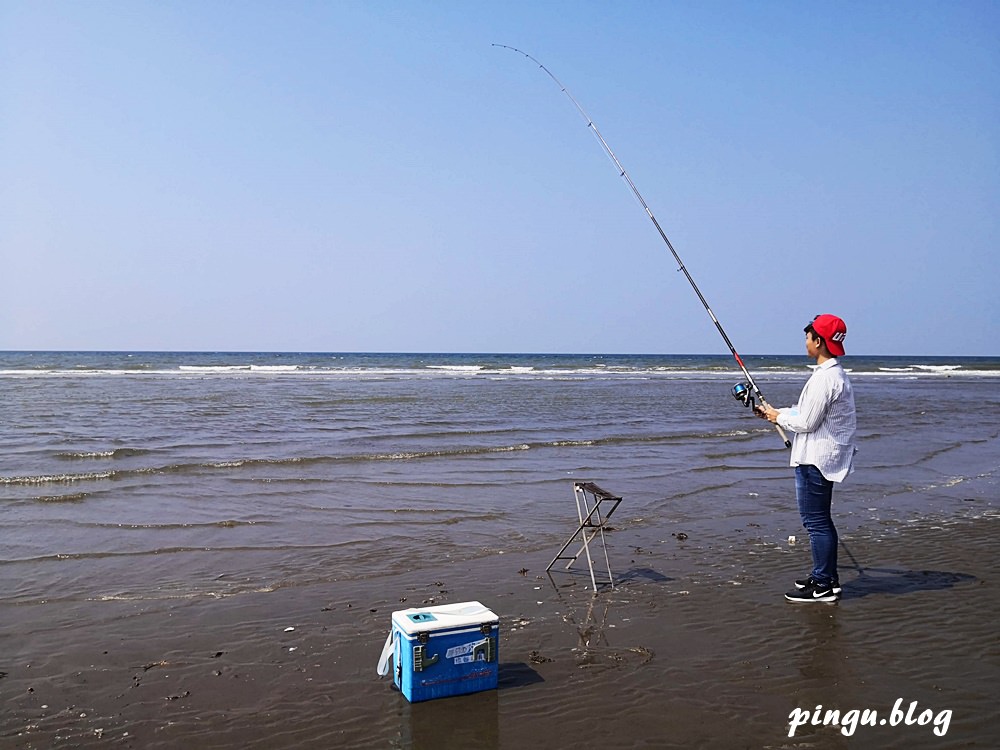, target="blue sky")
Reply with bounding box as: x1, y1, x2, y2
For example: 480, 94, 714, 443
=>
2, 1, 997, 355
